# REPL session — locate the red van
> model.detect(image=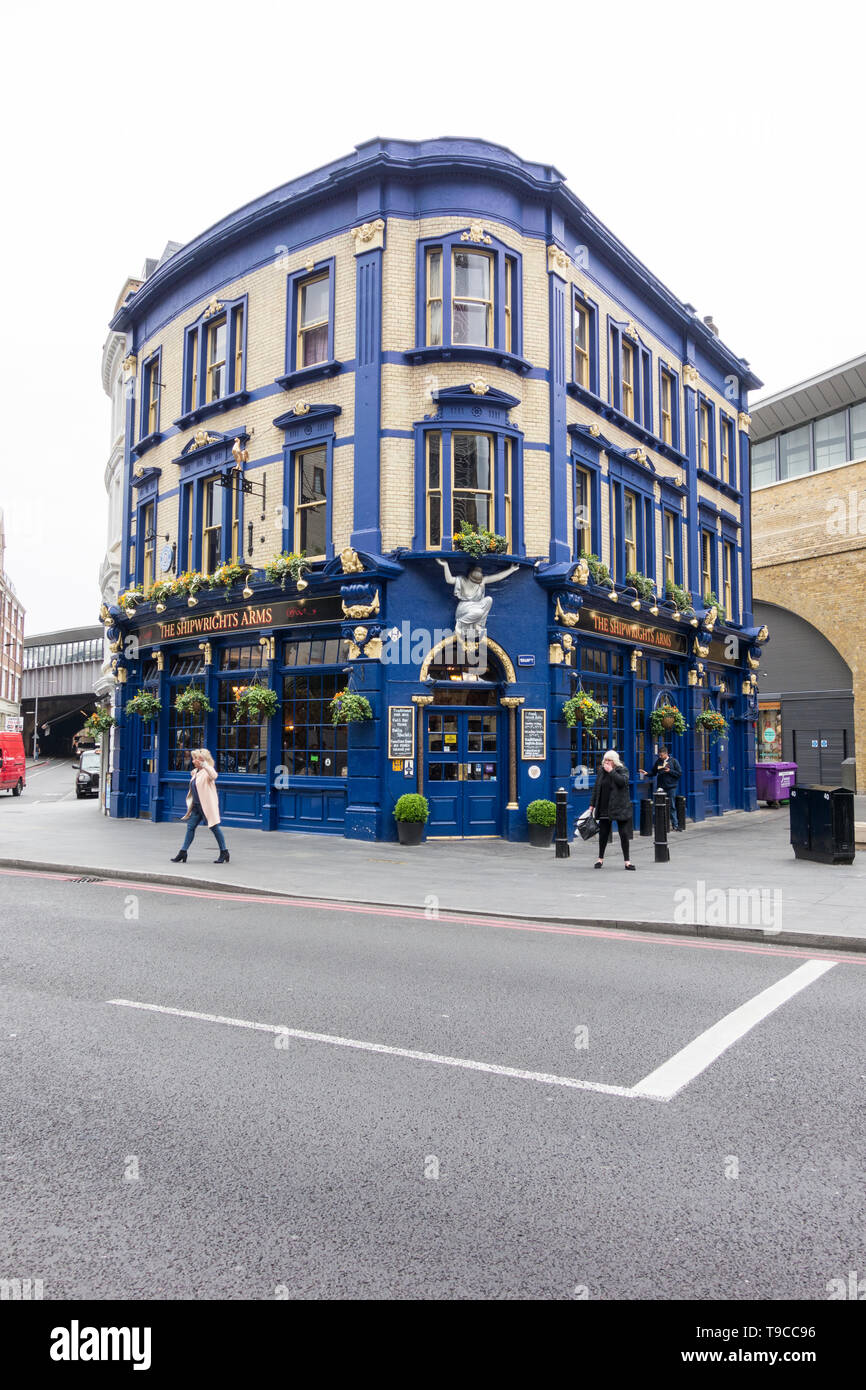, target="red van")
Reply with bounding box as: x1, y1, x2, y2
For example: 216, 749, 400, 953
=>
0, 731, 26, 796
